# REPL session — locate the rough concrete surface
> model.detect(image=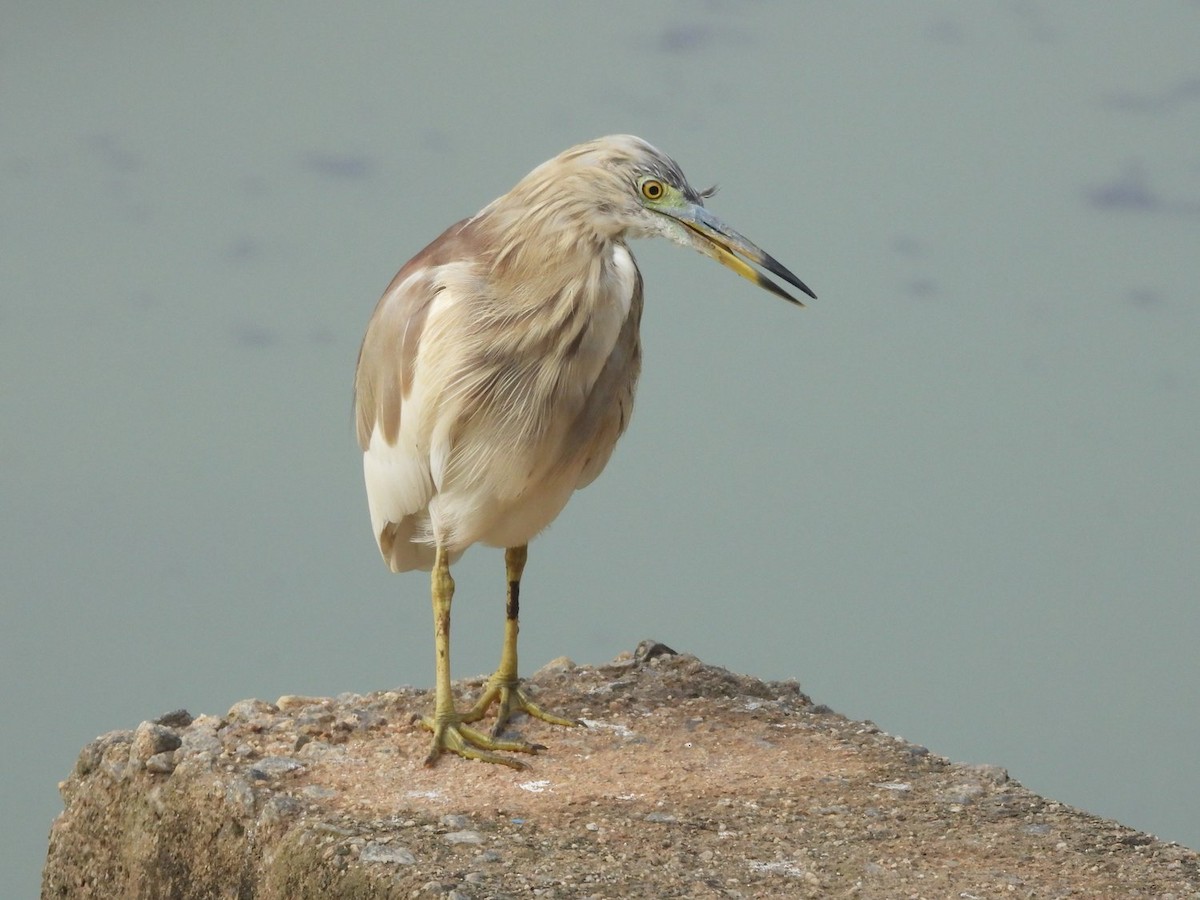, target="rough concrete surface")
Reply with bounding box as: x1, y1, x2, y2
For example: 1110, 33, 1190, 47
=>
43, 643, 1200, 898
